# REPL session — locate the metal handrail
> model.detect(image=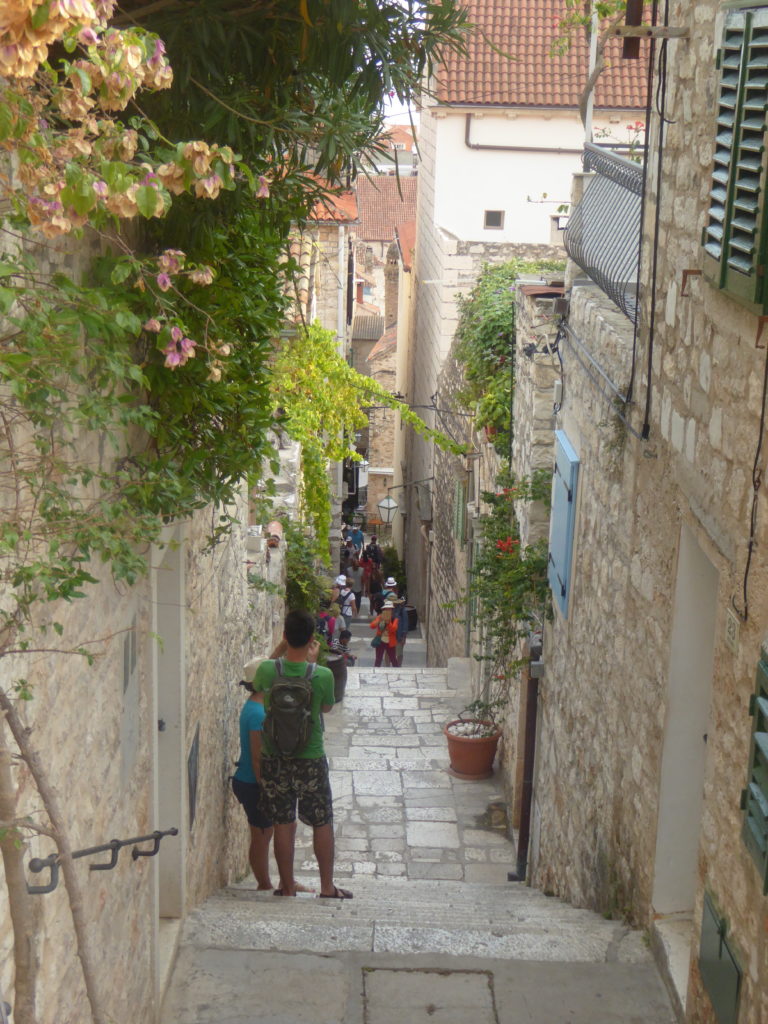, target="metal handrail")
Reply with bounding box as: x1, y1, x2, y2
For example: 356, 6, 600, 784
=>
565, 143, 644, 322
26, 827, 179, 894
